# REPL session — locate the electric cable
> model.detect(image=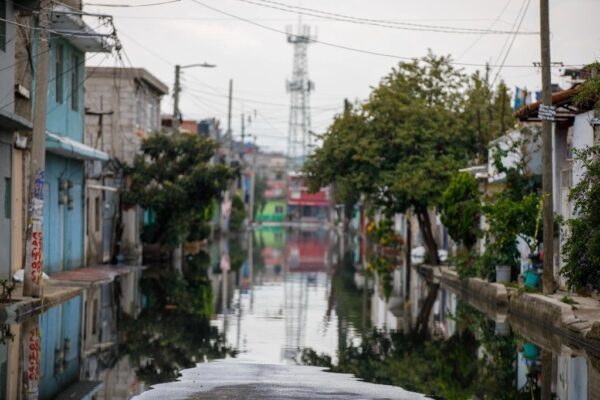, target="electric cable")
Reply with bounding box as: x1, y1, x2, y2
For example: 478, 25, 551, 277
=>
230, 0, 538, 35
189, 0, 582, 69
